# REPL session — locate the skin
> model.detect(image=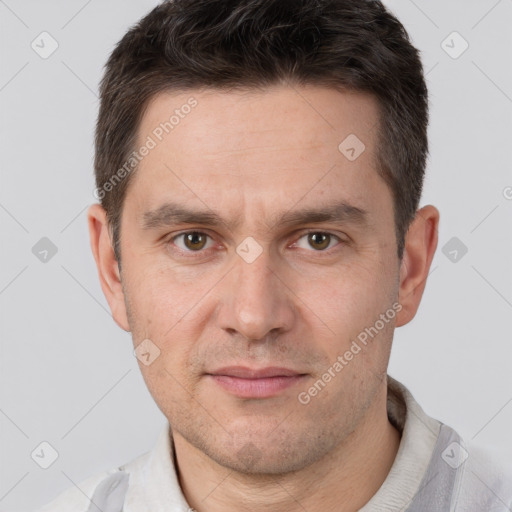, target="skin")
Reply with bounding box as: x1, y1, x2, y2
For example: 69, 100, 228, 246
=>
89, 85, 439, 512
